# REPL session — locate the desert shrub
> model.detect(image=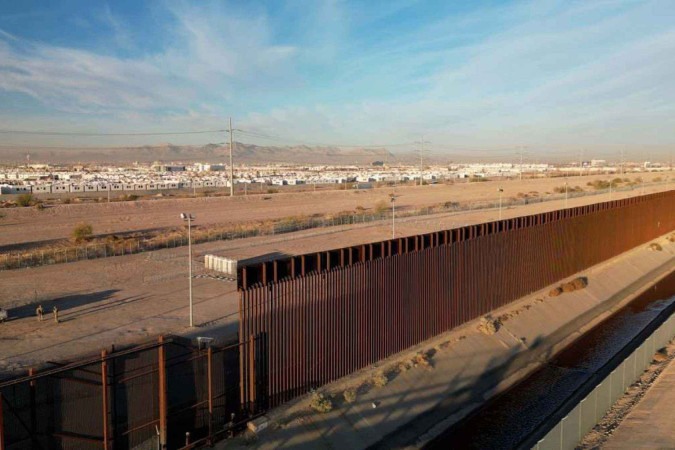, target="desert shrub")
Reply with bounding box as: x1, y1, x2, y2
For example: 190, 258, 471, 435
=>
72, 223, 93, 242
266, 188, 279, 194
469, 176, 488, 182
309, 391, 333, 413
355, 205, 366, 213
414, 352, 432, 368
549, 287, 563, 297
561, 282, 577, 293
34, 202, 45, 210
62, 197, 72, 204
478, 315, 501, 335
16, 193, 35, 207
444, 201, 459, 209
398, 361, 412, 372
612, 177, 624, 185
571, 277, 588, 290
587, 180, 610, 190
343, 389, 357, 404
649, 242, 663, 251
653, 176, 663, 182
372, 371, 388, 388
374, 200, 389, 215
